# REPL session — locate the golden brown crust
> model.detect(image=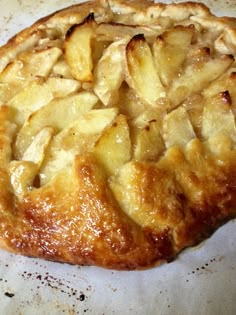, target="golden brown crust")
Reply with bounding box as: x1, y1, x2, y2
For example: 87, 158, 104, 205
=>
3, 152, 173, 269
0, 0, 236, 270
